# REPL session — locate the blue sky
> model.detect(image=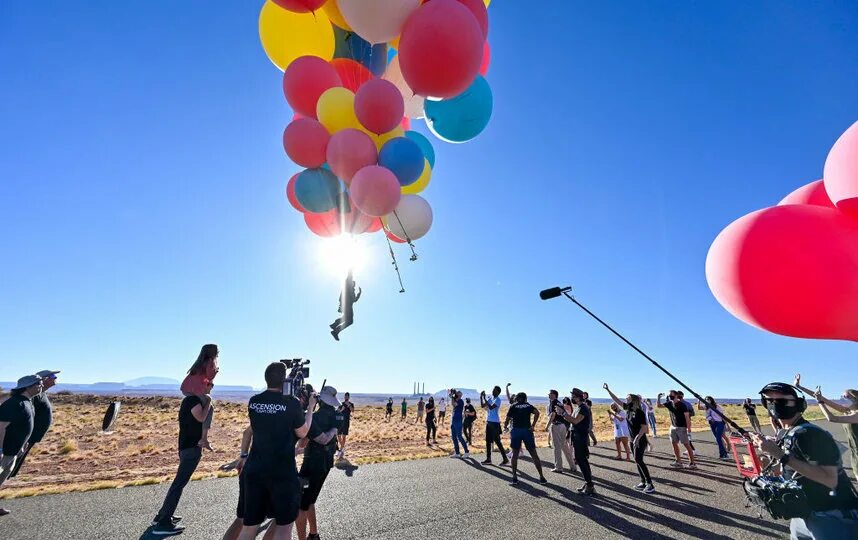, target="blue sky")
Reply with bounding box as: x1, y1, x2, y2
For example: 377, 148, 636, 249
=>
2, 2, 857, 398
